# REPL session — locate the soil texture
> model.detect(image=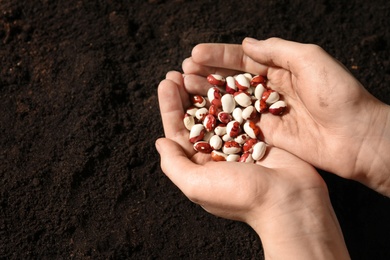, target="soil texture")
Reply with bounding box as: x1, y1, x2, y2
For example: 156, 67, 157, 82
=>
1, 0, 390, 259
